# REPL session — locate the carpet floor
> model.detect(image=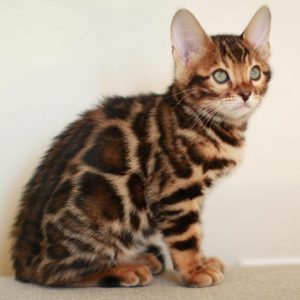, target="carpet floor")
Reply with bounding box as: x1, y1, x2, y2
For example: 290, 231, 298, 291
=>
1, 266, 299, 300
